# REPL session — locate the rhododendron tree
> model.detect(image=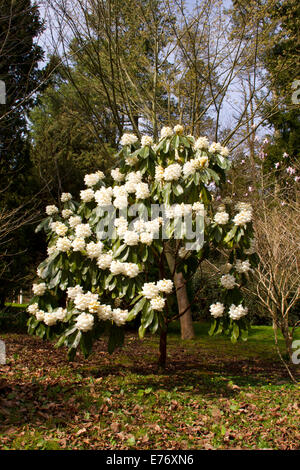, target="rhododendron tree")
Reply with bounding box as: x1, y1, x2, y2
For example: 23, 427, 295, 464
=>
27, 125, 257, 367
